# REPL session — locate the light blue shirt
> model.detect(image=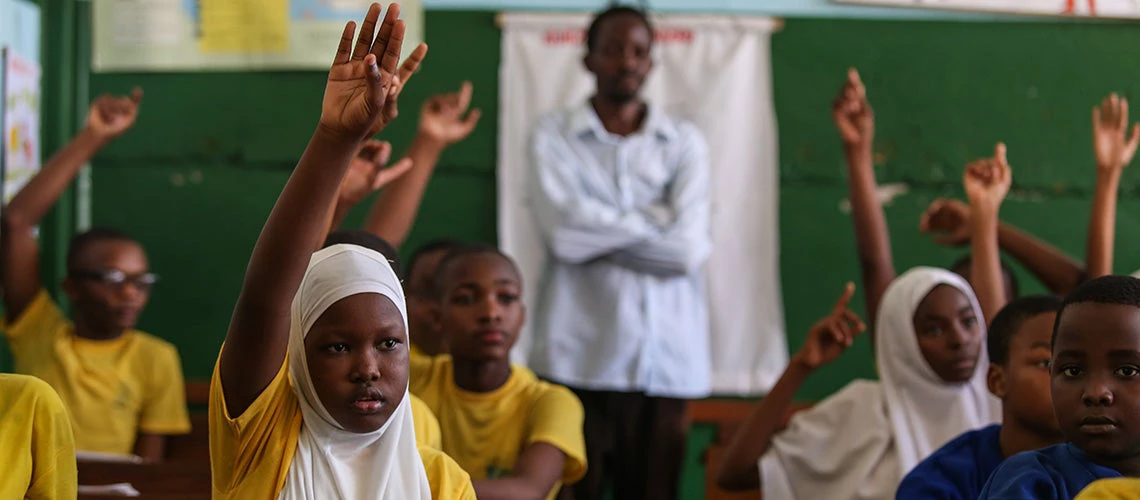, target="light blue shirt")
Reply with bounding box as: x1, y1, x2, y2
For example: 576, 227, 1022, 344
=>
526, 101, 713, 398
